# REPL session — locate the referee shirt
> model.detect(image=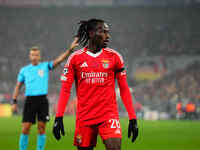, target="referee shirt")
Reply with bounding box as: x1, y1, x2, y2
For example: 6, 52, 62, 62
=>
17, 61, 54, 96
